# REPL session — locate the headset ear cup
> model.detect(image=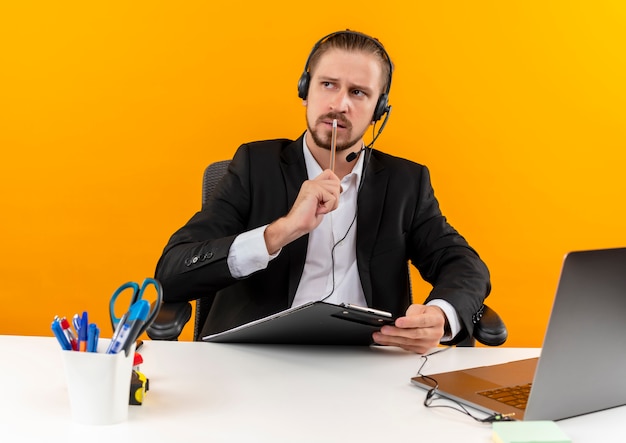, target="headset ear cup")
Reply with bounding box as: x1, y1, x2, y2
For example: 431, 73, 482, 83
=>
297, 72, 310, 100
373, 93, 389, 122
298, 31, 393, 118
